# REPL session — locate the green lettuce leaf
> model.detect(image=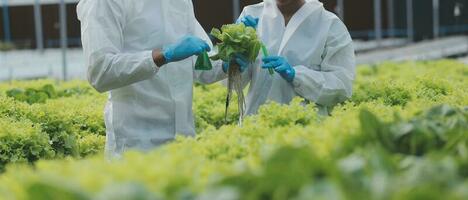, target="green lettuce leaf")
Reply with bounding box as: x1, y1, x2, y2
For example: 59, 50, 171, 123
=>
210, 24, 262, 63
